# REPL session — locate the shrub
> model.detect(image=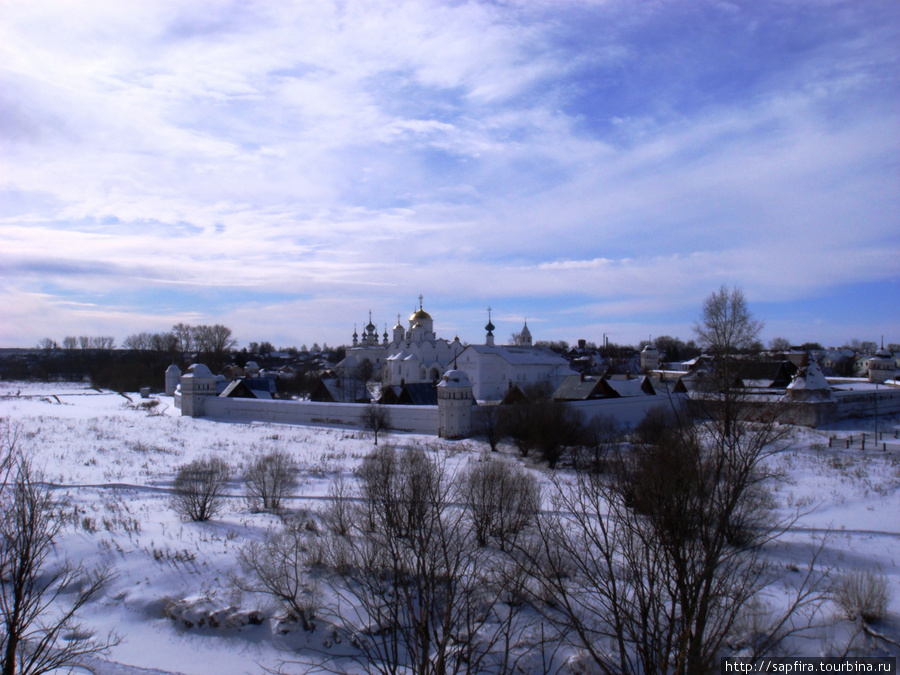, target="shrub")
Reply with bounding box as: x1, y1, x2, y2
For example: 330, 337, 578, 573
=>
355, 444, 441, 537
459, 454, 540, 549
322, 444, 517, 674
244, 450, 297, 512
833, 570, 890, 624
499, 402, 537, 458
323, 473, 352, 536
574, 414, 621, 473
236, 526, 319, 631
171, 457, 230, 522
